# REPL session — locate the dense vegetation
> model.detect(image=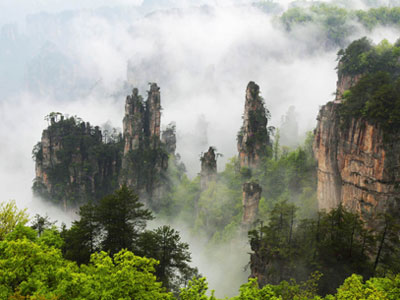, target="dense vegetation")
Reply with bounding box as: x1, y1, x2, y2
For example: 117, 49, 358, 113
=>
249, 202, 400, 295
337, 38, 400, 135
61, 186, 198, 294
32, 113, 123, 208
279, 4, 400, 48
1, 199, 400, 299
157, 131, 317, 244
